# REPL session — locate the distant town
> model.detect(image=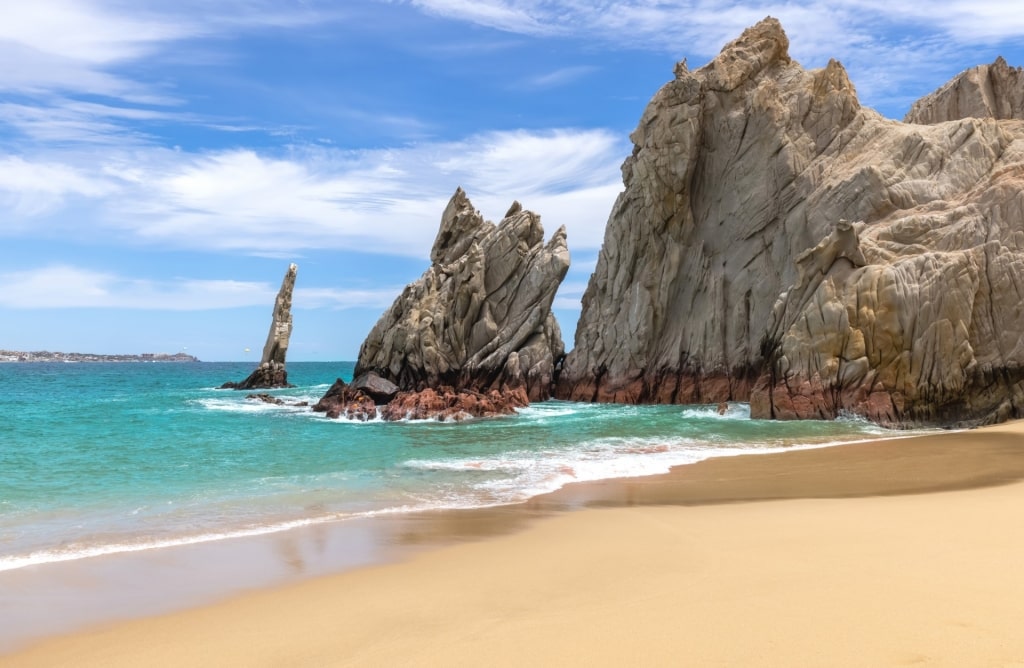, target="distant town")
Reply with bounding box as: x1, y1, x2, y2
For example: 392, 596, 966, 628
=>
0, 350, 200, 363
